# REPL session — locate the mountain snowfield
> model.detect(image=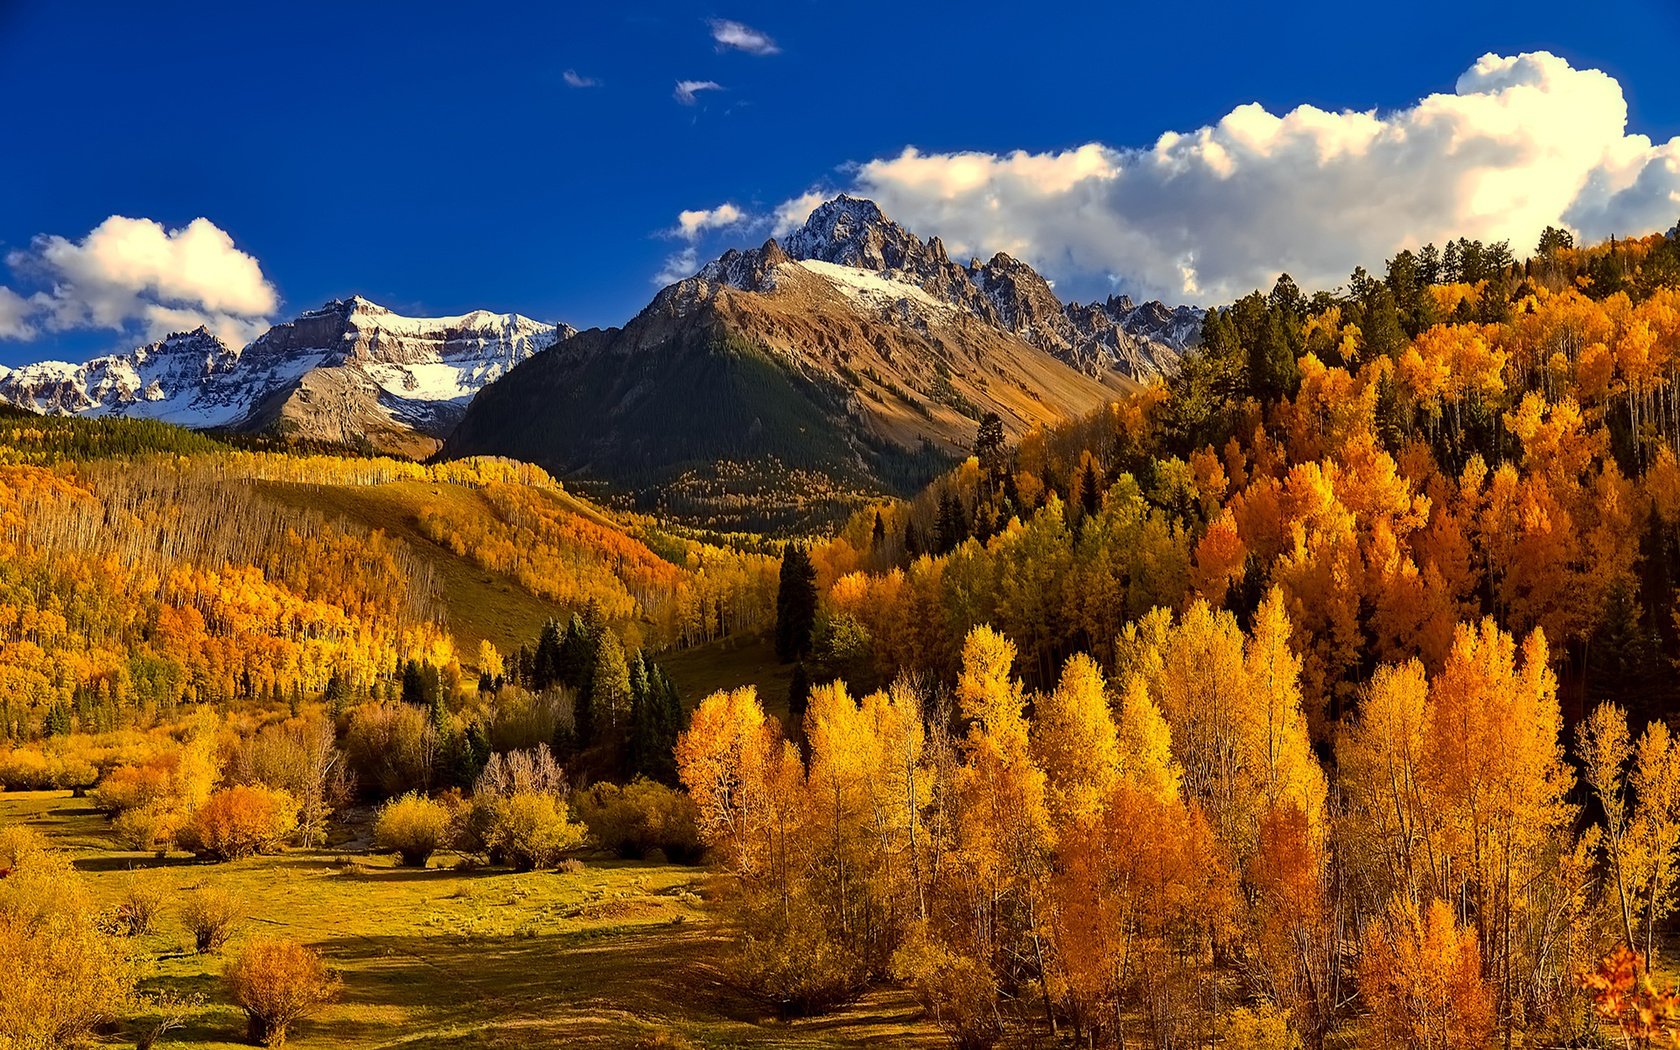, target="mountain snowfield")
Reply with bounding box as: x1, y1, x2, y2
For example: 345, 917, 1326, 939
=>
0, 297, 570, 451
